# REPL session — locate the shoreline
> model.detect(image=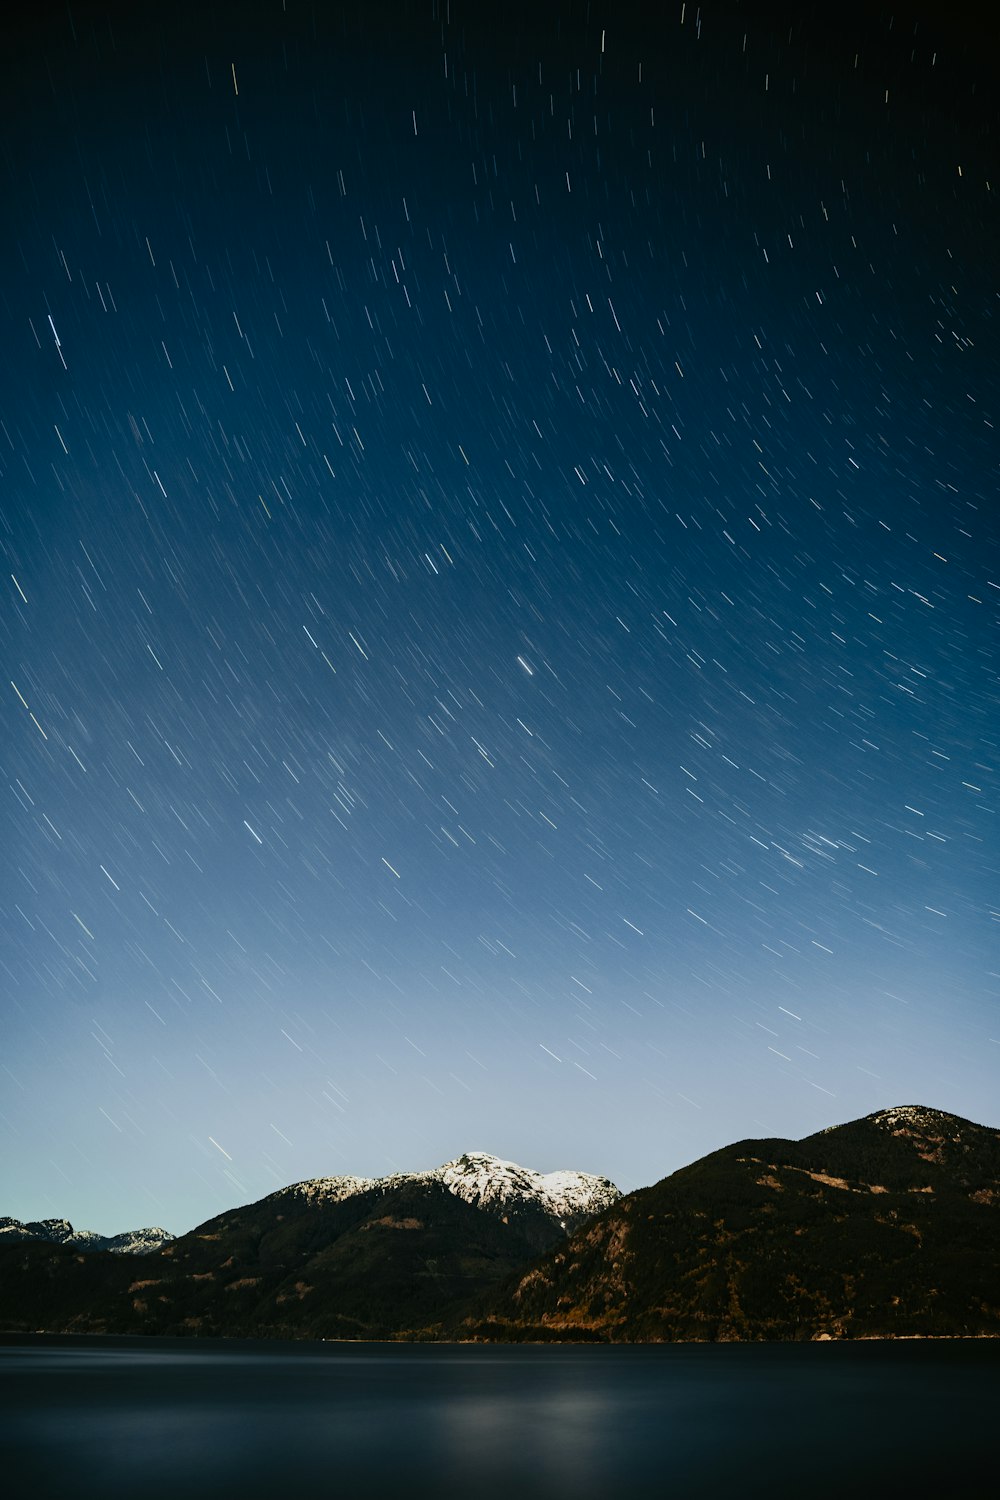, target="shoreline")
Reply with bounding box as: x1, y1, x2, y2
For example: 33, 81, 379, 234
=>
3, 1327, 998, 1349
